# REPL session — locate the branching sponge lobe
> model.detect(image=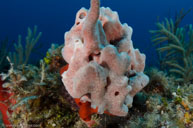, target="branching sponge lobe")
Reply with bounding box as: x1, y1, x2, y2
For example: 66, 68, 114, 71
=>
61, 0, 149, 116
